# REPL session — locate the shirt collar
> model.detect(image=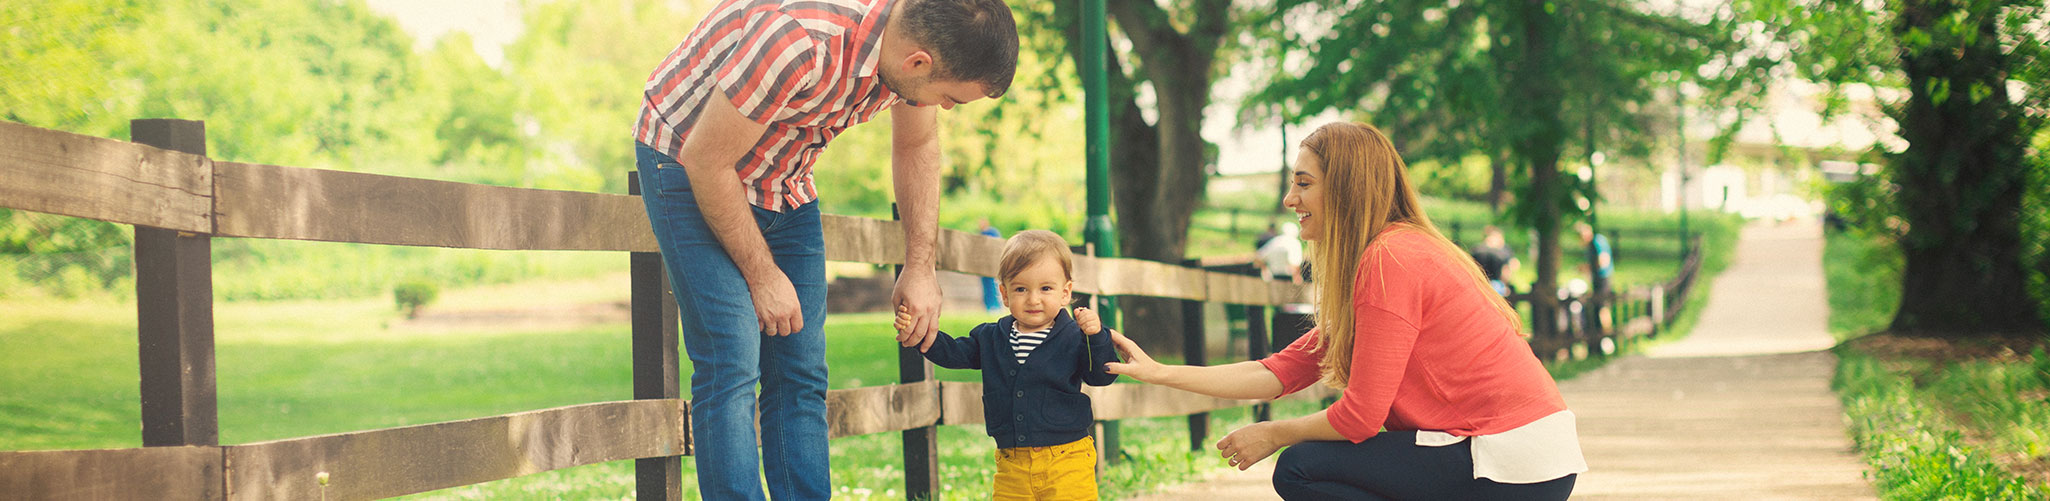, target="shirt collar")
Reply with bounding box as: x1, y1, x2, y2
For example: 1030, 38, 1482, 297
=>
852, 0, 896, 78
